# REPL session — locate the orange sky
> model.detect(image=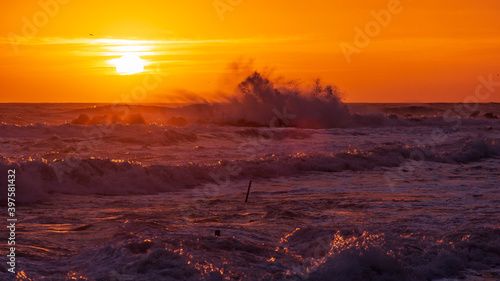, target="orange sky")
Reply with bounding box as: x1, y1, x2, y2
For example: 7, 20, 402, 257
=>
0, 0, 499, 103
